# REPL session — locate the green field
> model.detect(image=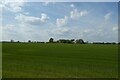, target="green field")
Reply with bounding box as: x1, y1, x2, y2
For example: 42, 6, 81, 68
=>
2, 43, 118, 78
